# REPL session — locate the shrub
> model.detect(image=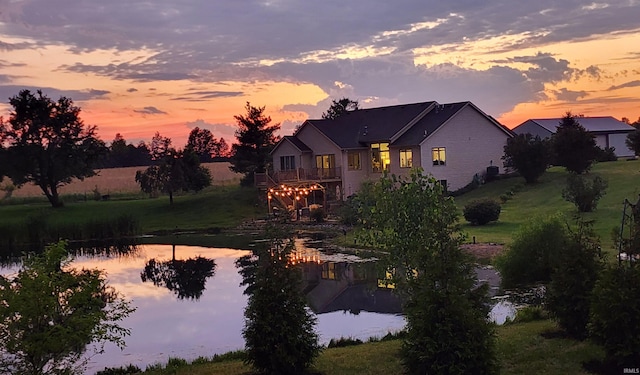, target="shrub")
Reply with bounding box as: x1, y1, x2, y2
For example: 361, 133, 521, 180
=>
562, 173, 608, 212
463, 199, 501, 225
546, 219, 603, 339
495, 215, 570, 288
589, 265, 640, 365
327, 337, 363, 348
595, 146, 617, 162
310, 206, 325, 223
502, 133, 550, 183
0, 241, 135, 375
511, 305, 548, 323
96, 365, 142, 375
